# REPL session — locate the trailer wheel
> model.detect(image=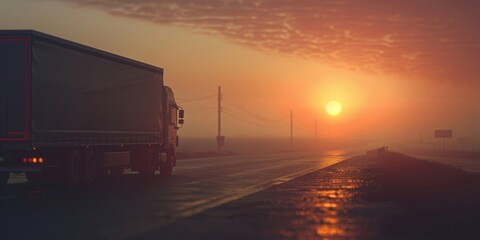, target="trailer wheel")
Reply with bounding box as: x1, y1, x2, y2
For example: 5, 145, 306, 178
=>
65, 150, 82, 185
0, 172, 9, 191
82, 150, 97, 184
160, 150, 174, 178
